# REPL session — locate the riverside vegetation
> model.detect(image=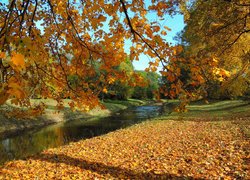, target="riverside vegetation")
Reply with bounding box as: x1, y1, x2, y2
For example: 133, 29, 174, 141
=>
0, 99, 147, 139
